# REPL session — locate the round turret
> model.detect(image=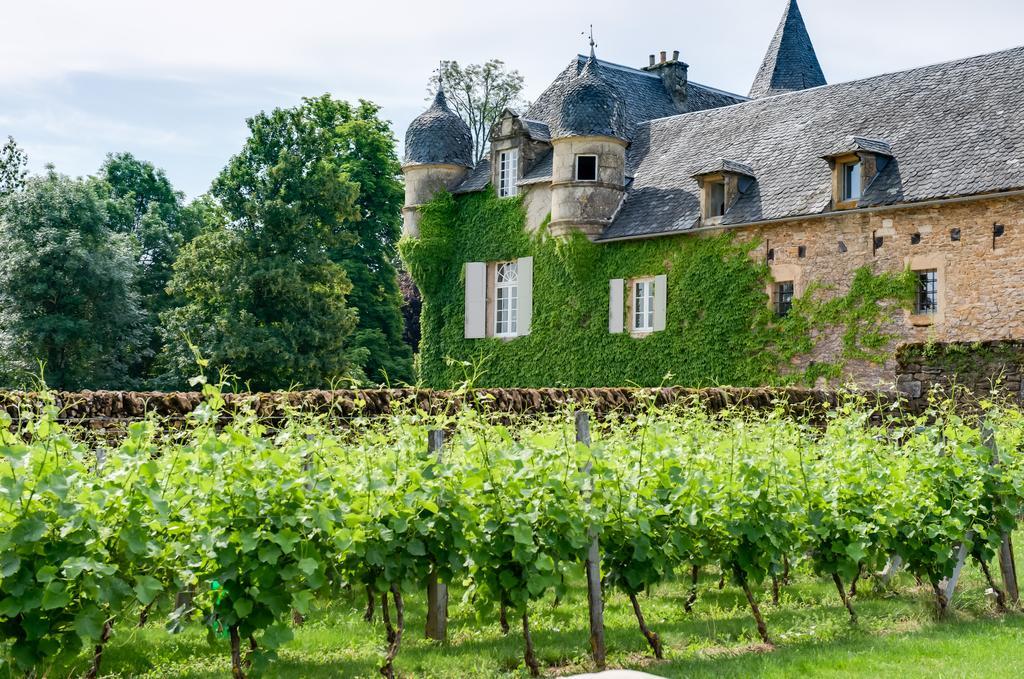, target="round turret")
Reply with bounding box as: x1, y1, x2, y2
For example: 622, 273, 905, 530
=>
404, 89, 474, 168
401, 88, 474, 238
554, 57, 627, 140
549, 54, 628, 240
